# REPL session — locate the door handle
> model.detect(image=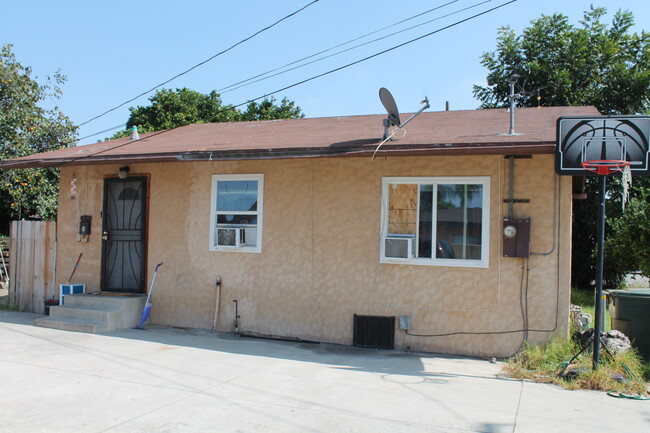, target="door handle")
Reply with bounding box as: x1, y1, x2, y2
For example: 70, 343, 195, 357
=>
102, 231, 108, 241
